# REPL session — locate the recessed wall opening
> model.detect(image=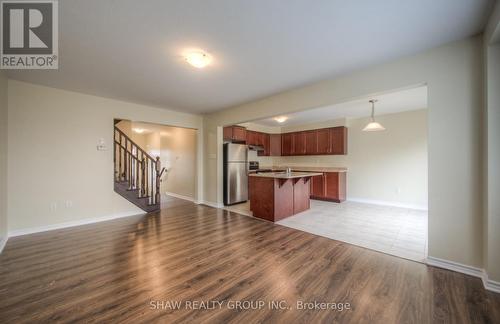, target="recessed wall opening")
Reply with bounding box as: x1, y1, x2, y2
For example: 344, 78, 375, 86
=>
219, 85, 429, 262
114, 119, 198, 211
